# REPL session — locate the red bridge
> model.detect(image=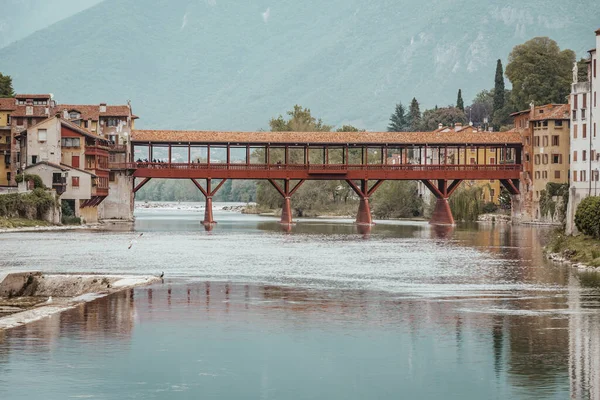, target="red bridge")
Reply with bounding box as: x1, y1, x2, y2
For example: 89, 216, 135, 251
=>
114, 130, 523, 226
